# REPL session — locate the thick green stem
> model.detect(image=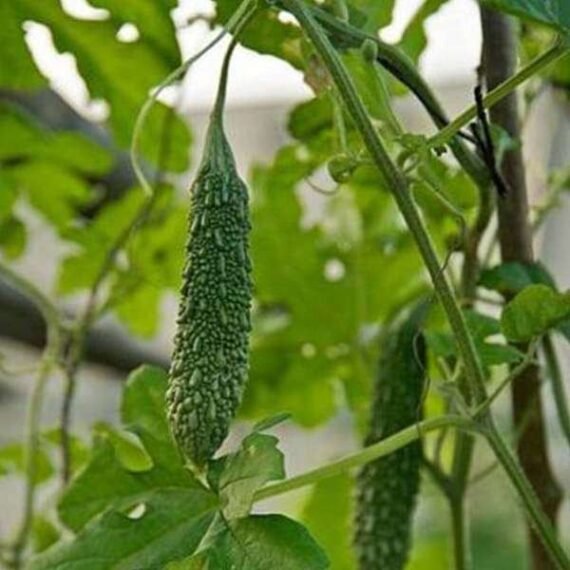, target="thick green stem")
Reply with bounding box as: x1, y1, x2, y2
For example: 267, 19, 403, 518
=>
485, 429, 568, 569
254, 415, 477, 502
450, 496, 470, 570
